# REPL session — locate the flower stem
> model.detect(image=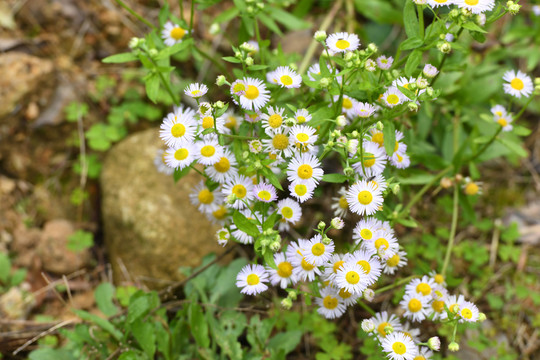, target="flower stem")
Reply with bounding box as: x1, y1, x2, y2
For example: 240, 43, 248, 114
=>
189, 0, 195, 31
221, 133, 256, 140
417, 5, 424, 39
374, 275, 418, 294
115, 0, 156, 30
513, 95, 535, 122
442, 184, 459, 276
357, 300, 376, 316
254, 19, 265, 66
